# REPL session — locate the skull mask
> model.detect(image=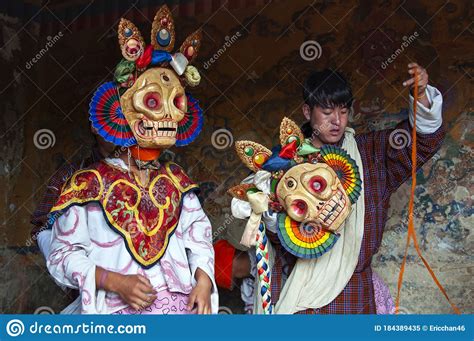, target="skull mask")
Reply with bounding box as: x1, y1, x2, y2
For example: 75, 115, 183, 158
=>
276, 162, 351, 232
120, 67, 187, 149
